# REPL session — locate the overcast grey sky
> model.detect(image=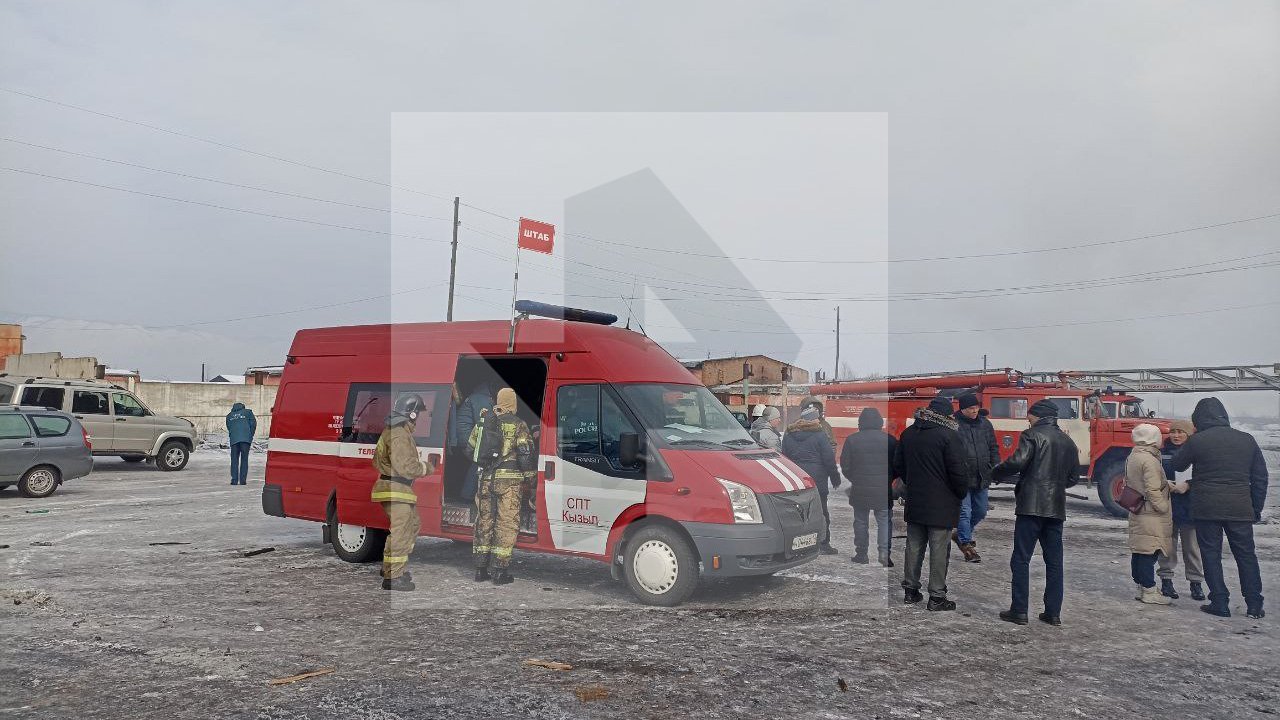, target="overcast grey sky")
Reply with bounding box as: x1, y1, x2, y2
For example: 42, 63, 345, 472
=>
1, 1, 1277, 414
